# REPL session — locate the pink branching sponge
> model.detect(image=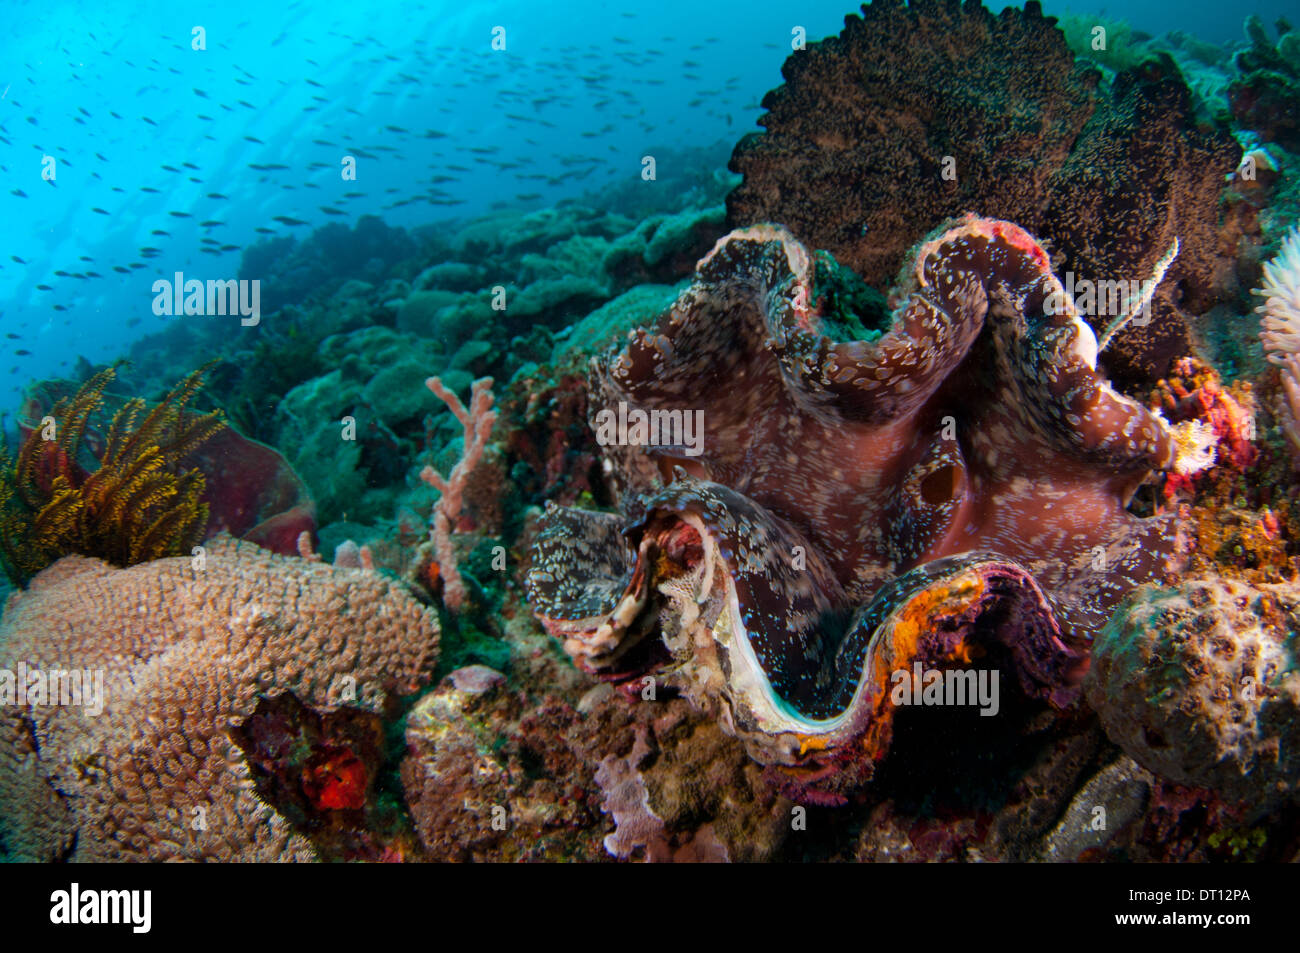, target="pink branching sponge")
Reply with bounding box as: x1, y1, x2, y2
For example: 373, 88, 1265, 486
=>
419, 376, 498, 611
